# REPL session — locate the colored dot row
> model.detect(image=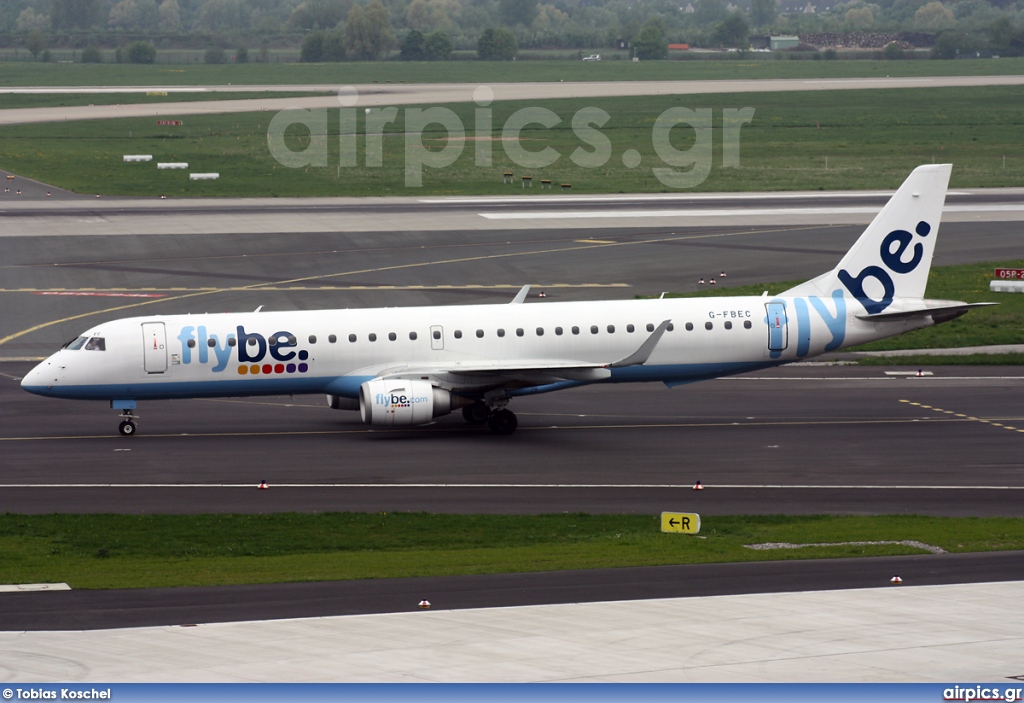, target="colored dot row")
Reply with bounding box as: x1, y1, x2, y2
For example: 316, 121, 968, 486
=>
237, 363, 309, 375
